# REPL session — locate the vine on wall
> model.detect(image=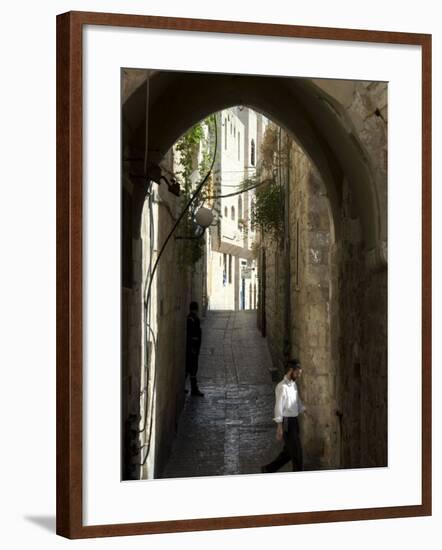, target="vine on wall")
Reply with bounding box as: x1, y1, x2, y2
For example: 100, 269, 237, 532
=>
251, 180, 285, 240
174, 115, 215, 267
245, 124, 286, 242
